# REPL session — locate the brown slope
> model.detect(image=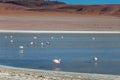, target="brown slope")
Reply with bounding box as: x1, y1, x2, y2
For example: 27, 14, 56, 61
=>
57, 4, 120, 16
1, 0, 65, 8
0, 3, 27, 10
25, 4, 120, 16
